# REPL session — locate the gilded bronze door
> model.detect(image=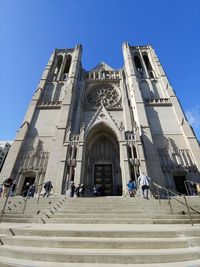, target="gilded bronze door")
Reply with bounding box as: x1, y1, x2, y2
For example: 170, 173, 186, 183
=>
94, 164, 113, 195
